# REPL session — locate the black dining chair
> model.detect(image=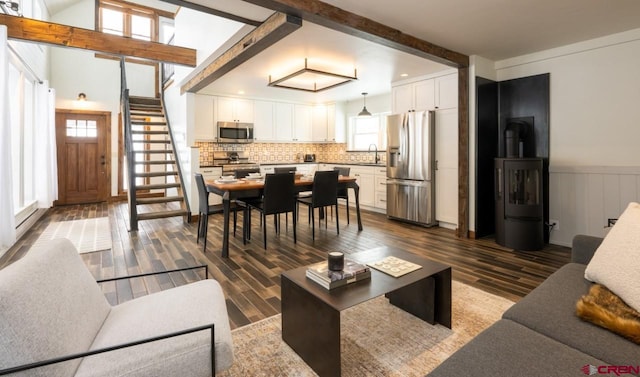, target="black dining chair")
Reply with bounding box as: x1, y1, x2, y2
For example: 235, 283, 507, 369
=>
297, 170, 339, 240
243, 172, 297, 249
274, 167, 296, 174
194, 173, 242, 253
333, 166, 351, 224
234, 168, 261, 179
